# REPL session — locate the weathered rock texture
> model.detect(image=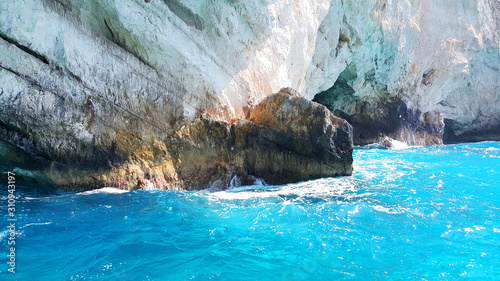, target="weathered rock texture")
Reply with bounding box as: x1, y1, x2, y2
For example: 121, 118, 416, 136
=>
0, 85, 353, 190
305, 0, 500, 145
0, 0, 498, 188
171, 88, 353, 190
